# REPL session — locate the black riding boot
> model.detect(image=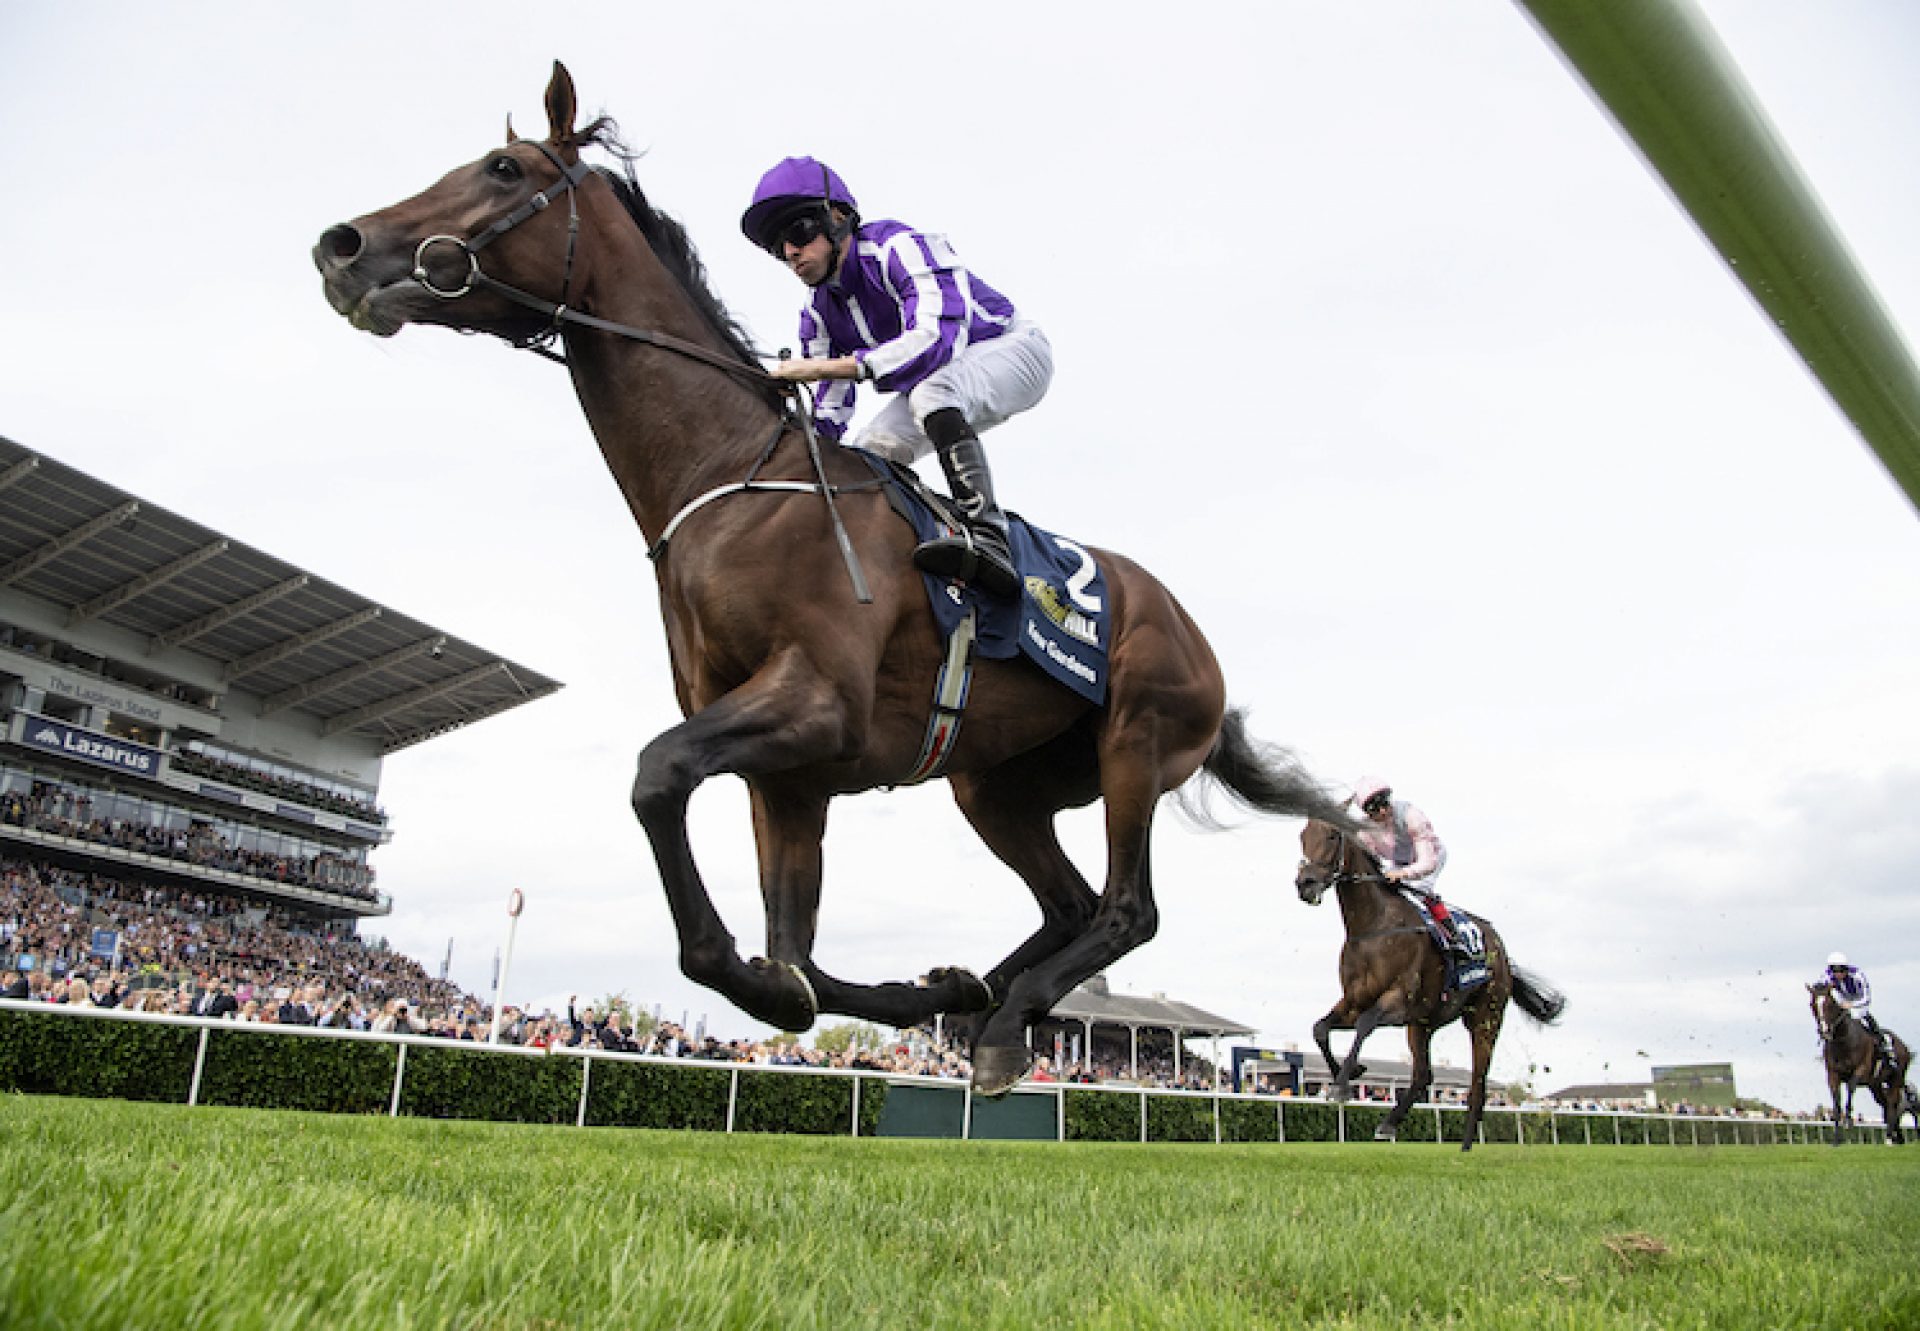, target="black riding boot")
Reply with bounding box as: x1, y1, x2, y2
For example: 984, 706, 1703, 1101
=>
1867, 1016, 1894, 1069
912, 408, 1020, 599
